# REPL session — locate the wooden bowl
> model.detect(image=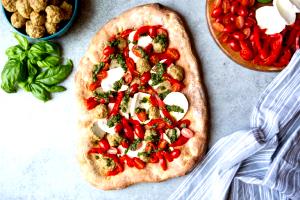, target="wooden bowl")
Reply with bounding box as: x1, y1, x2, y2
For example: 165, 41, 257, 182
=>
206, 0, 284, 72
